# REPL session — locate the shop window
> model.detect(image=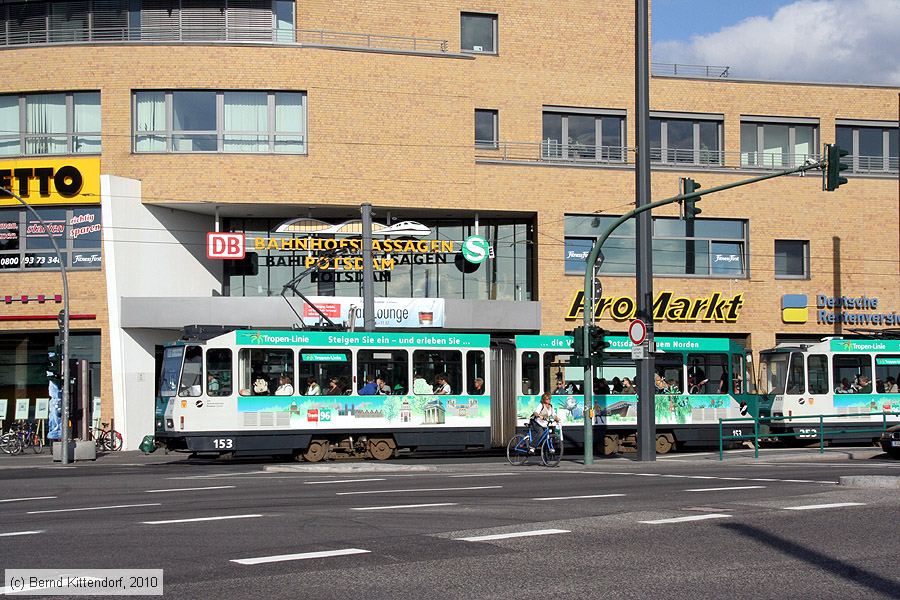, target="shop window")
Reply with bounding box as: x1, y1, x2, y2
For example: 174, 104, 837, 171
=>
807, 354, 829, 395
687, 354, 728, 394
460, 12, 496, 53
475, 109, 498, 148
133, 90, 306, 154
178, 345, 203, 397
238, 348, 294, 396
875, 355, 900, 393
356, 350, 409, 395
775, 240, 809, 279
205, 348, 232, 397
413, 350, 462, 395
741, 120, 818, 168
466, 351, 486, 395
786, 353, 805, 395
832, 354, 873, 394
297, 349, 351, 395
521, 352, 540, 395
0, 91, 100, 157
